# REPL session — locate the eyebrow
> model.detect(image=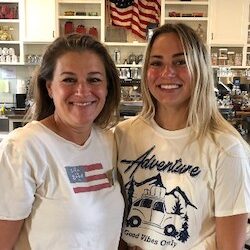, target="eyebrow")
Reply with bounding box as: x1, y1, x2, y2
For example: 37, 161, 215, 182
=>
60, 71, 75, 76
150, 52, 185, 59
60, 71, 103, 76
173, 52, 185, 58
